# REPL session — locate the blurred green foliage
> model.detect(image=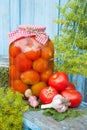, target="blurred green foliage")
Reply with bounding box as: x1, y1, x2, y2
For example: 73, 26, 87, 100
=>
53, 0, 87, 77
0, 67, 9, 88
0, 87, 29, 130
